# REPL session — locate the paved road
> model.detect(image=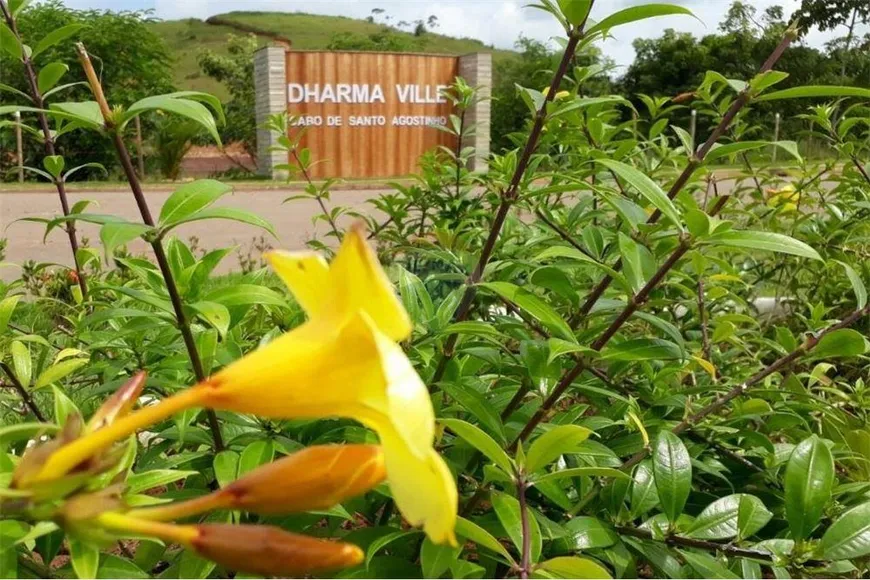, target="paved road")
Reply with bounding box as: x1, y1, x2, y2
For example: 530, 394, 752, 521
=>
1, 188, 385, 279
